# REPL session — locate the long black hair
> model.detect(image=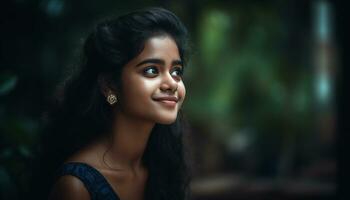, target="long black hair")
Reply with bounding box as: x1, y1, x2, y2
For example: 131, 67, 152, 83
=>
30, 7, 191, 200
